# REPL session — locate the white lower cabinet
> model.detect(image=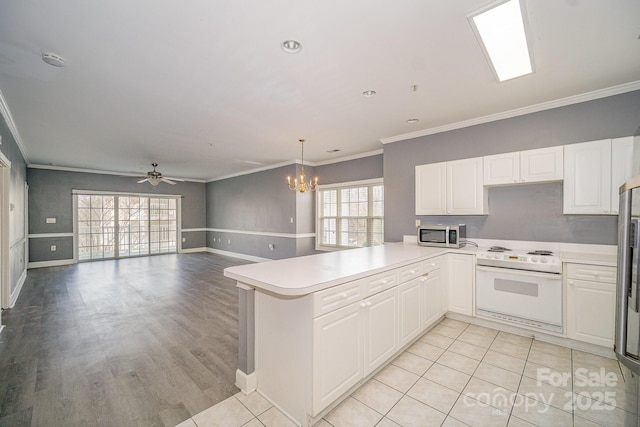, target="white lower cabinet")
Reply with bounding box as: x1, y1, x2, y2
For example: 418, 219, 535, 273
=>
448, 253, 474, 316
313, 302, 363, 413
398, 278, 423, 348
422, 257, 445, 328
363, 288, 399, 375
566, 263, 616, 348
